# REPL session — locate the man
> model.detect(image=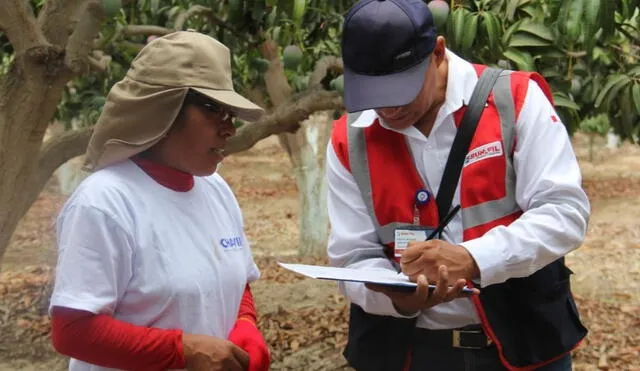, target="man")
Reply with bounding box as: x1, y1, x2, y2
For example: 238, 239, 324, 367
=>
326, 1, 590, 370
